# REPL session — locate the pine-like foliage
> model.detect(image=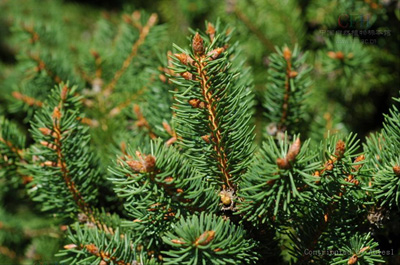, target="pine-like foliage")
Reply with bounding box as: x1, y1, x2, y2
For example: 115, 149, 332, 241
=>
0, 0, 399, 264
